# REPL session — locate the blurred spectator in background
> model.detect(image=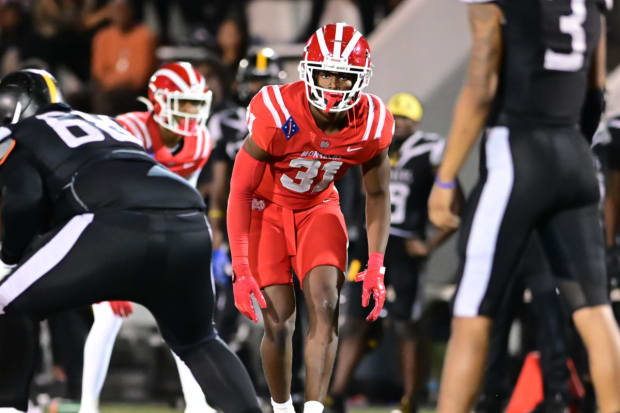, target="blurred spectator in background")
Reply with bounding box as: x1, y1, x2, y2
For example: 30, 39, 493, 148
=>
296, 0, 406, 41
0, 1, 32, 75
215, 15, 249, 86
91, 0, 156, 115
31, 0, 103, 83
151, 0, 247, 46
194, 51, 232, 114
